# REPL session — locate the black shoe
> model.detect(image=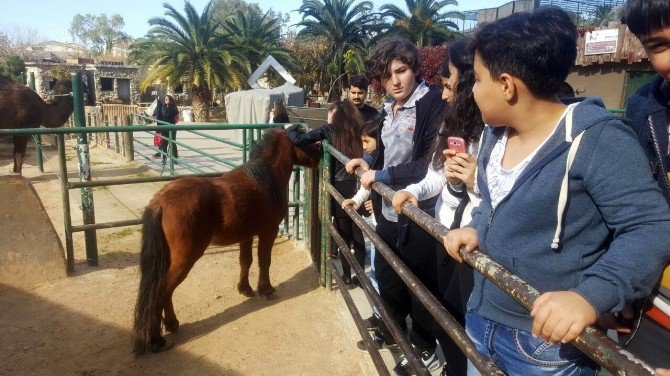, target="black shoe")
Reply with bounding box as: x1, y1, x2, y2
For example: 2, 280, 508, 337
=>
351, 275, 360, 287
362, 315, 380, 331
341, 275, 352, 288
440, 364, 450, 376
153, 153, 161, 158
356, 330, 396, 352
331, 250, 339, 259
